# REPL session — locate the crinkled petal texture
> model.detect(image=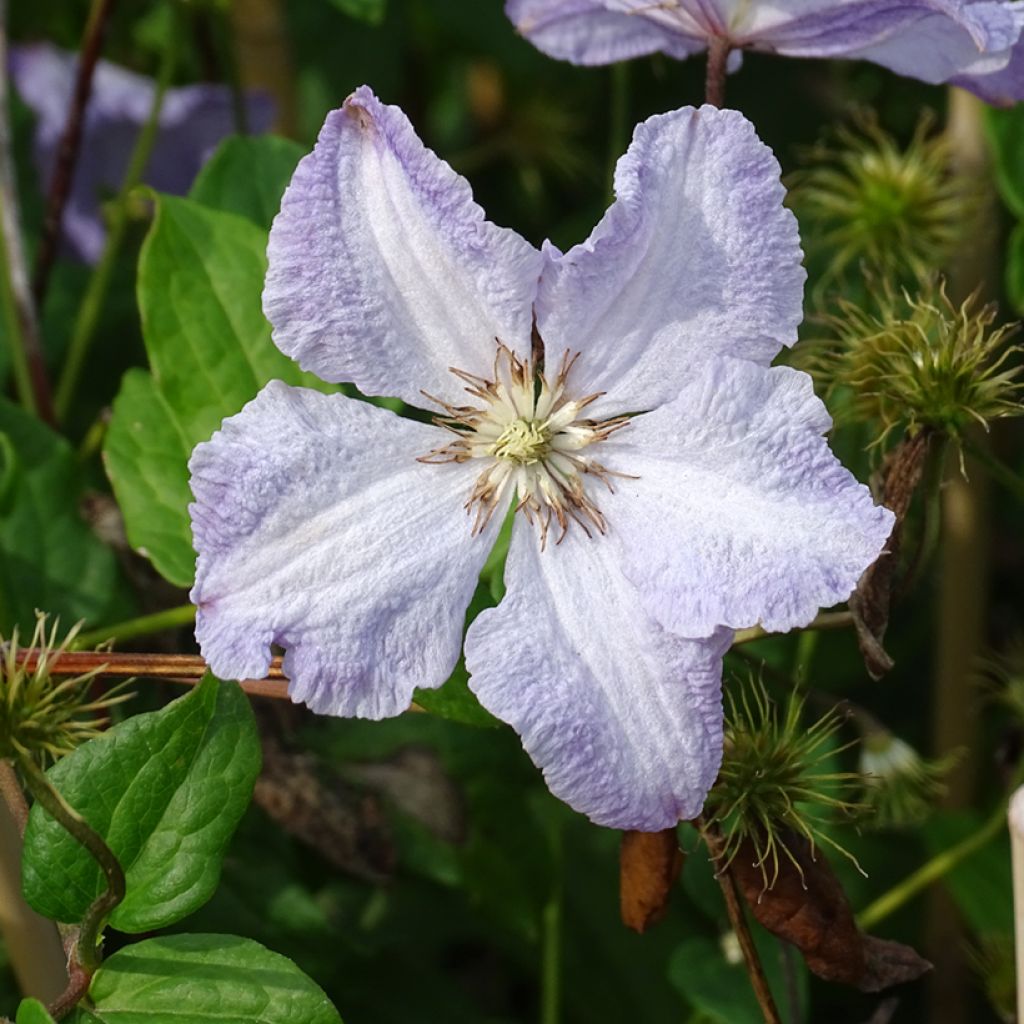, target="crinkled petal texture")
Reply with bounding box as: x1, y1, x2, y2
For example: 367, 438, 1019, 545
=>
466, 524, 732, 831
506, 0, 704, 64
263, 86, 544, 409
9, 42, 271, 263
537, 105, 804, 416
599, 357, 894, 638
190, 382, 498, 719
